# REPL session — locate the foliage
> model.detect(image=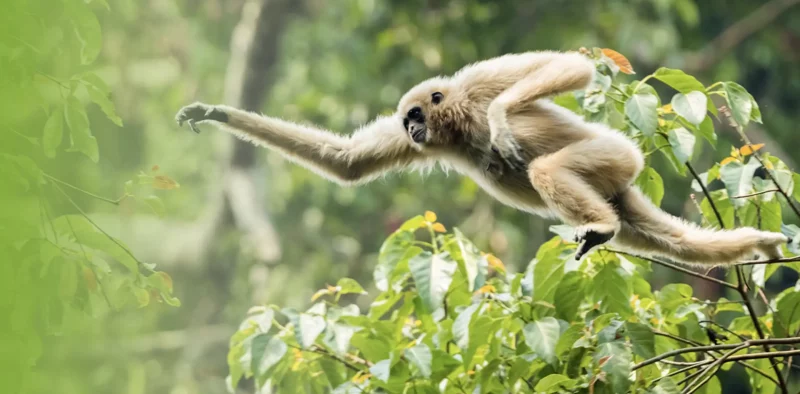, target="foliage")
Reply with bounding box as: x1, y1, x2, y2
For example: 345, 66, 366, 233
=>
0, 0, 178, 391
226, 50, 800, 393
